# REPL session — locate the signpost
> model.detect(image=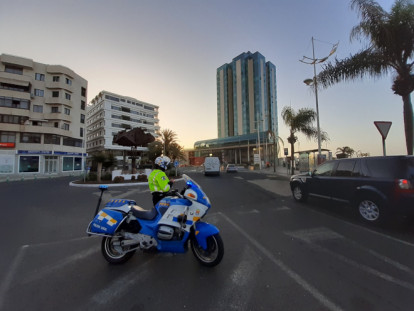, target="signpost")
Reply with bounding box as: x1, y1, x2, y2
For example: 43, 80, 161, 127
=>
374, 121, 392, 156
